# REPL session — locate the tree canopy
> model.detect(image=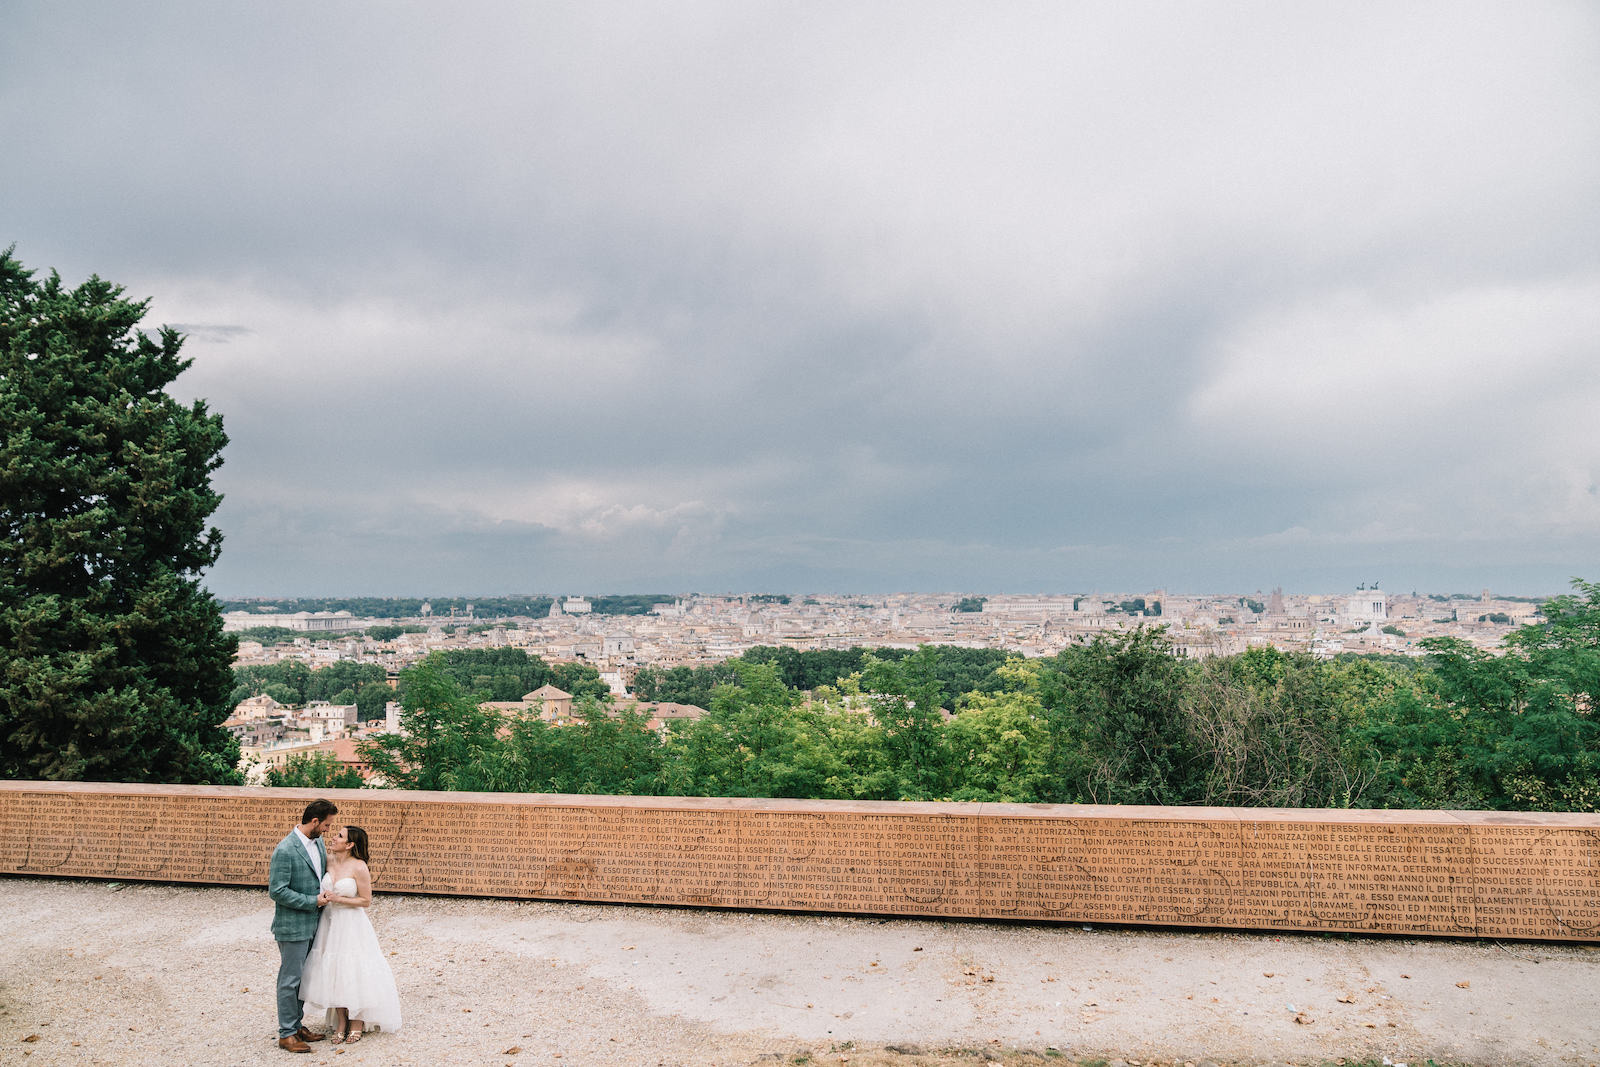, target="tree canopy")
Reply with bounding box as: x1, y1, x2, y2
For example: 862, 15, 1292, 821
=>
0, 250, 238, 782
